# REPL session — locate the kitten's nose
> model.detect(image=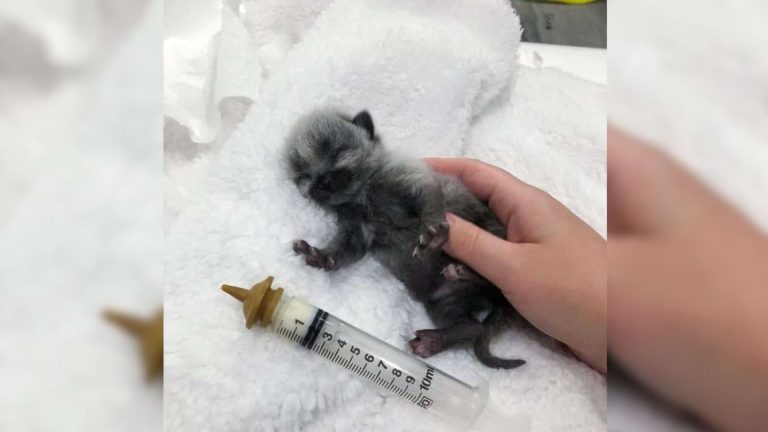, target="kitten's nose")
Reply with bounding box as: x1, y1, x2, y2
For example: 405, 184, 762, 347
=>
315, 174, 332, 191
309, 188, 330, 201
309, 176, 332, 201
